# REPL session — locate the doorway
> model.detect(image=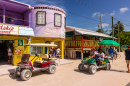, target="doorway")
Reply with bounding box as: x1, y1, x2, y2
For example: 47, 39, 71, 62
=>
0, 40, 14, 64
